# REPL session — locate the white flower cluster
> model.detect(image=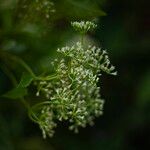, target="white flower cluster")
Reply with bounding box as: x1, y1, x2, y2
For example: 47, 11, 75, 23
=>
21, 0, 55, 20
39, 106, 57, 138
35, 0, 55, 18
71, 21, 97, 33
35, 41, 116, 138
